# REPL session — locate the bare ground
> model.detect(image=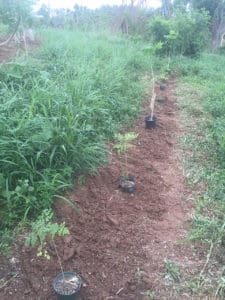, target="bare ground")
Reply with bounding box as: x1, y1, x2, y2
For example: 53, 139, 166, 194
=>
0, 77, 204, 299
